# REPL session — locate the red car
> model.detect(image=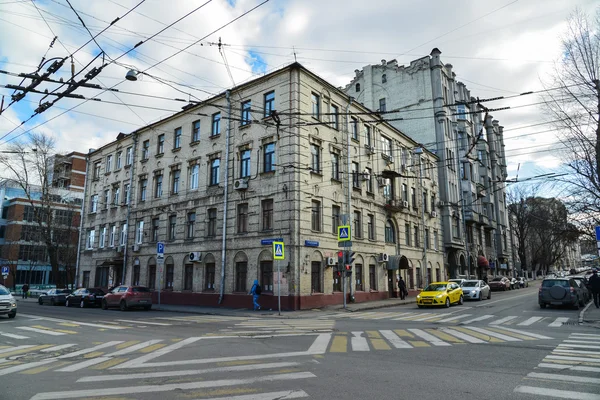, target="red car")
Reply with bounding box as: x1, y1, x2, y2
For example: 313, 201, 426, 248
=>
101, 285, 152, 311
489, 277, 511, 291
